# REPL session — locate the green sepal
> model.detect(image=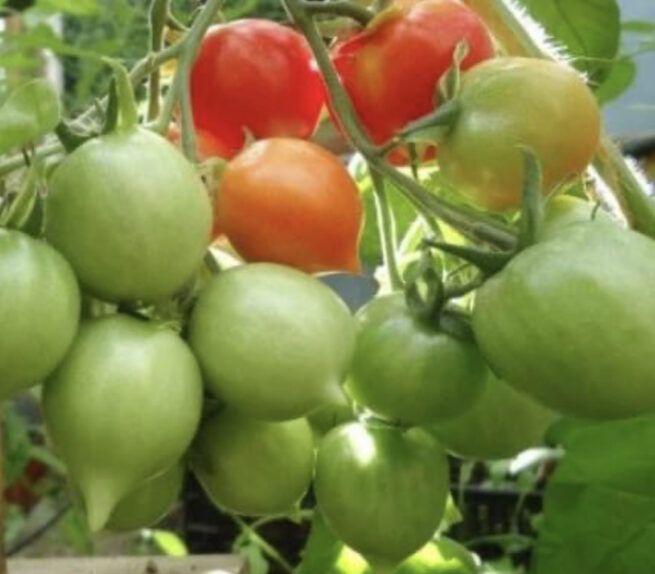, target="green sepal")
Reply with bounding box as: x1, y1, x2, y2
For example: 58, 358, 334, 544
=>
102, 78, 120, 135
516, 148, 545, 251
423, 238, 513, 275
437, 39, 470, 106
103, 58, 138, 132
439, 306, 476, 343
398, 98, 461, 146
403, 249, 445, 326
55, 120, 96, 152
